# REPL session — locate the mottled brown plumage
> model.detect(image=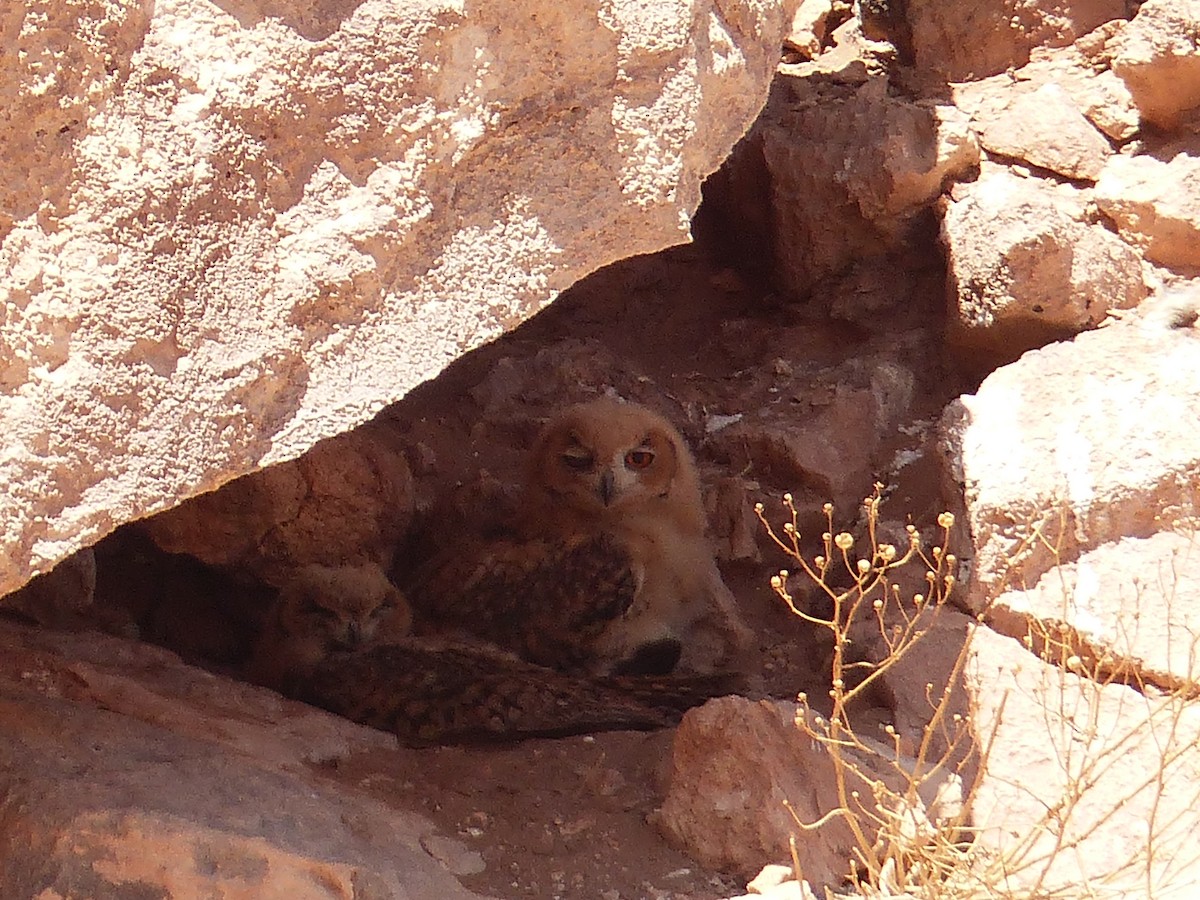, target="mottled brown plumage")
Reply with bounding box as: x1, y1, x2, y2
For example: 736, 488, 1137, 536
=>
299, 637, 736, 746
409, 398, 753, 676
256, 400, 751, 744
247, 562, 412, 694
410, 530, 639, 672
